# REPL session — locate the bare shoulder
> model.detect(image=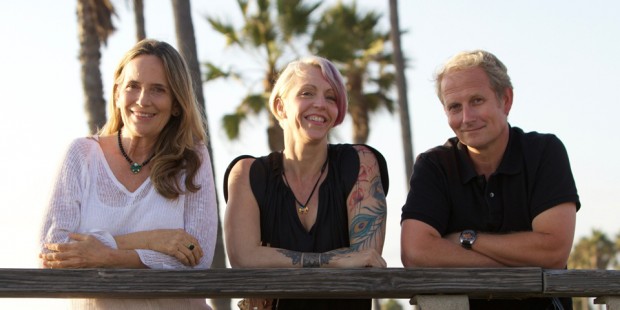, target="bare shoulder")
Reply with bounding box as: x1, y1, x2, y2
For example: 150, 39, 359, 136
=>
352, 145, 380, 171
229, 157, 256, 173
227, 157, 257, 186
